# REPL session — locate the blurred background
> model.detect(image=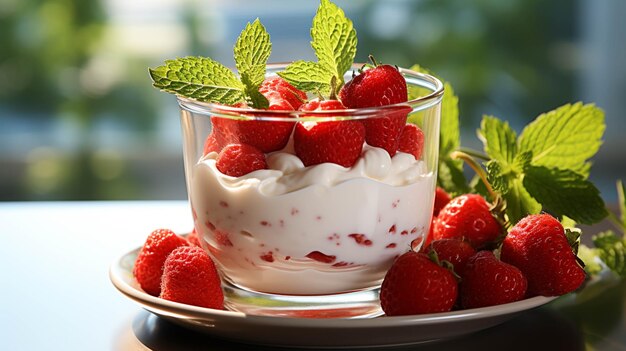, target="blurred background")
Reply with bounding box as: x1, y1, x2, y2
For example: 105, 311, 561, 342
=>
1, 0, 624, 202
